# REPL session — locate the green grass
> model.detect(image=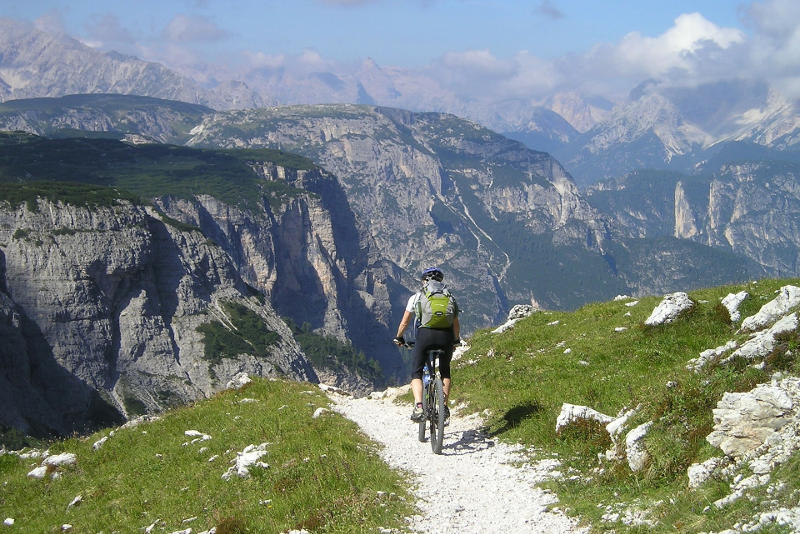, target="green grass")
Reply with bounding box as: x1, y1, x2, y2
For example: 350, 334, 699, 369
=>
196, 302, 281, 365
0, 133, 310, 211
450, 277, 800, 532
0, 378, 413, 533
284, 318, 383, 382
0, 181, 143, 211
